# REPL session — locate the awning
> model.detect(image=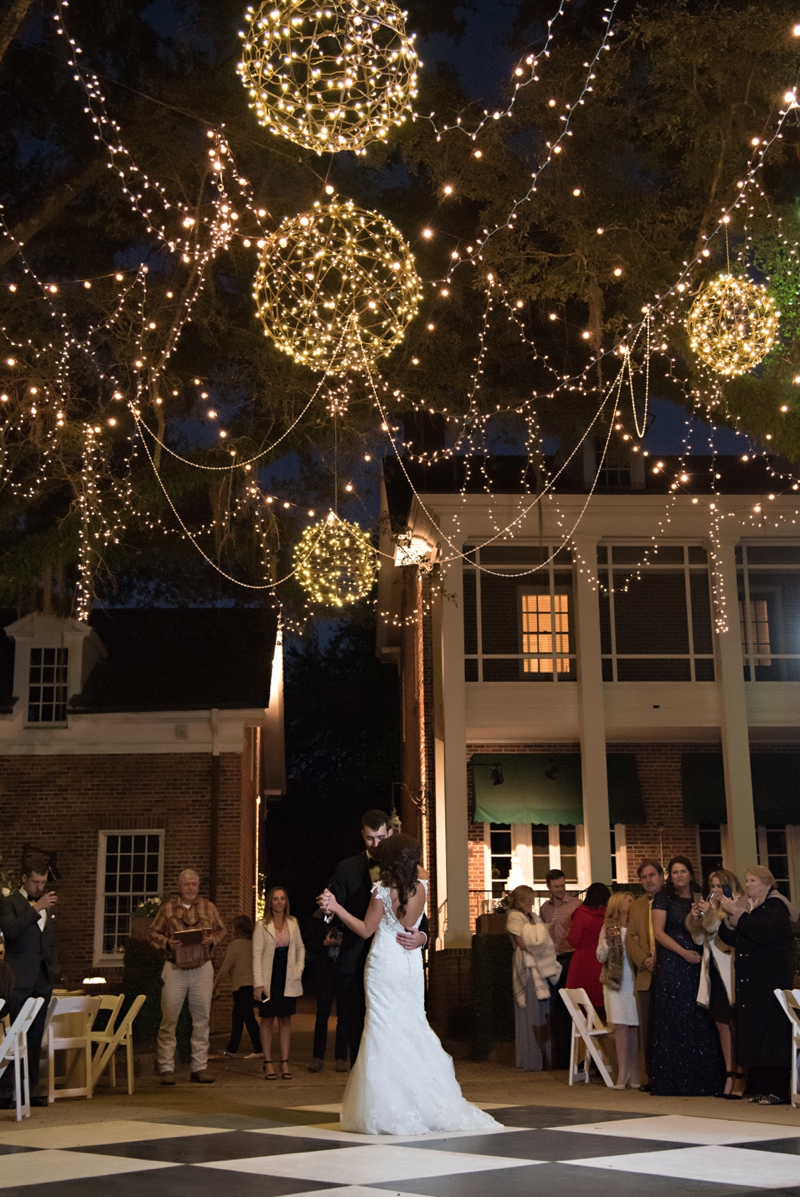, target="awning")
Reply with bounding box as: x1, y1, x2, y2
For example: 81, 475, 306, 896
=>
681, 753, 800, 824
471, 752, 646, 825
